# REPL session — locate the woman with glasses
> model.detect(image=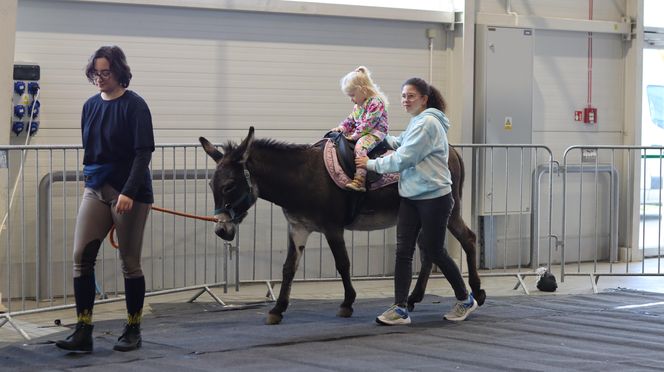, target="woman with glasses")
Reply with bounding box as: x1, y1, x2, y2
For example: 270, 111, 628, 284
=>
56, 45, 154, 353
356, 77, 478, 325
